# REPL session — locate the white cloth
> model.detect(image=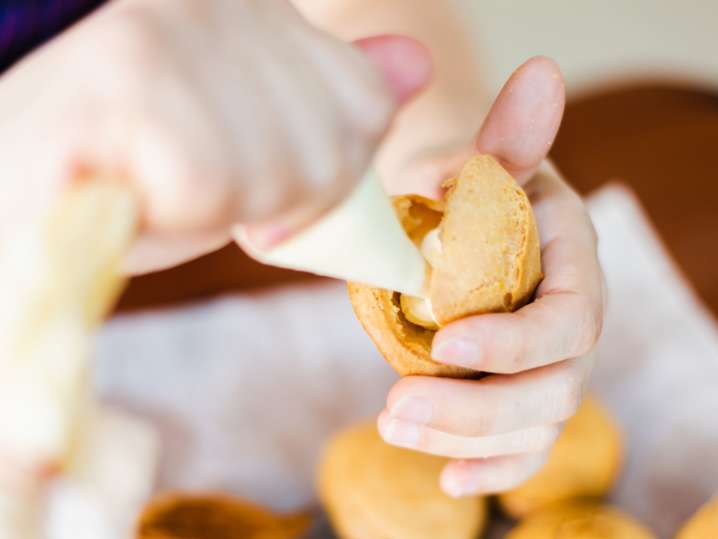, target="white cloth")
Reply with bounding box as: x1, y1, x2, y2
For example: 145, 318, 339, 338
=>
588, 185, 718, 538
94, 184, 718, 538
95, 284, 395, 513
